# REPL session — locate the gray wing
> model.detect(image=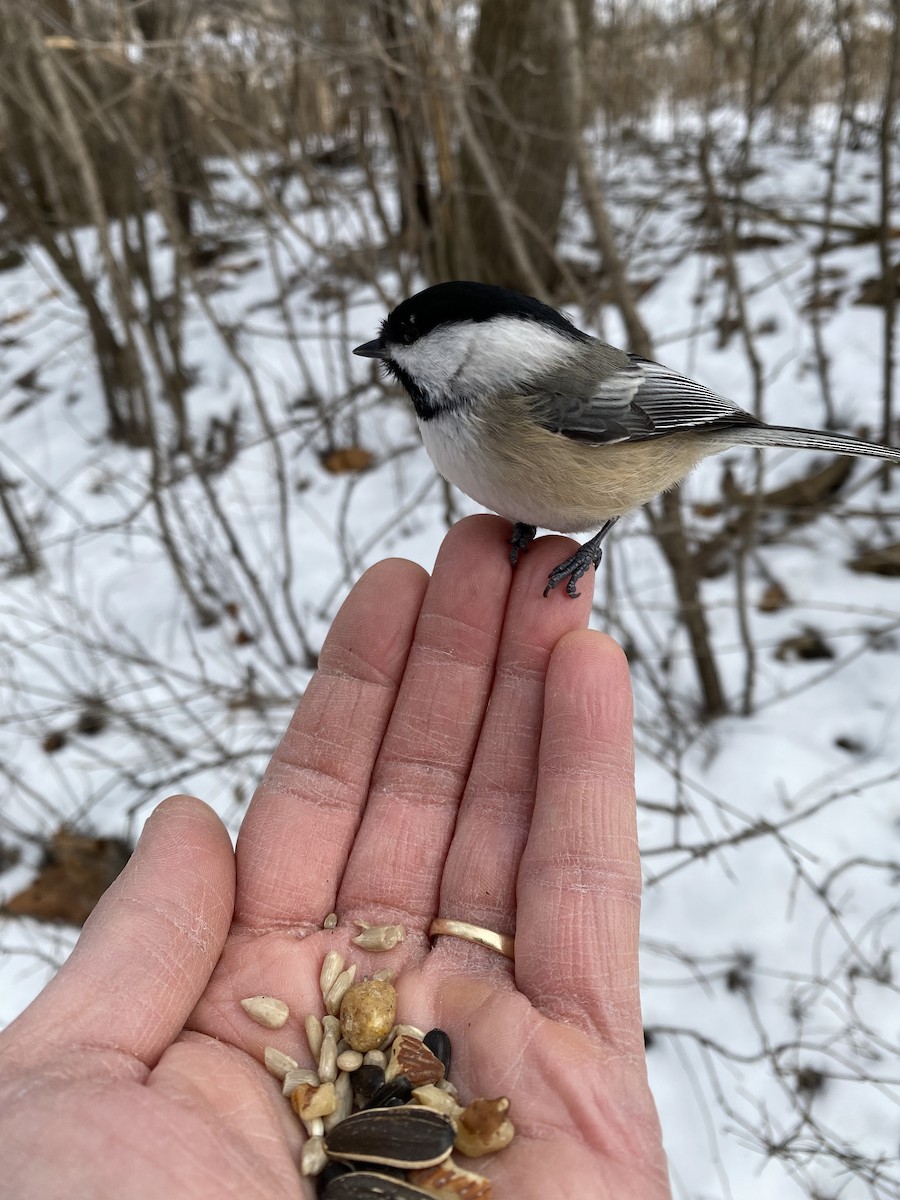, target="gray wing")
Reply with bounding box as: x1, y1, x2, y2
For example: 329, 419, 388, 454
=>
532, 352, 761, 445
